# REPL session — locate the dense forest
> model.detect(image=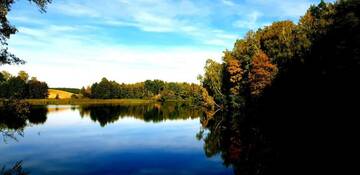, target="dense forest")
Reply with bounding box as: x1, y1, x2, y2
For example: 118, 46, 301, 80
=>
199, 0, 359, 110
197, 1, 359, 174
80, 78, 215, 106
0, 71, 48, 99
